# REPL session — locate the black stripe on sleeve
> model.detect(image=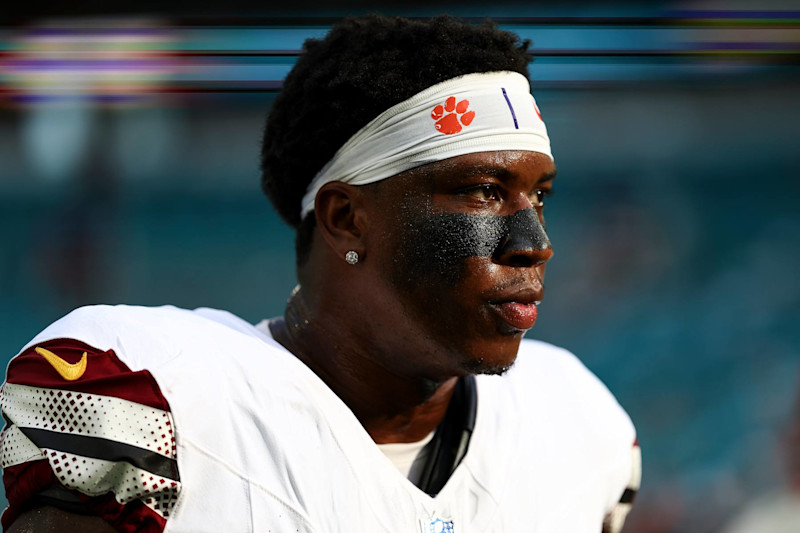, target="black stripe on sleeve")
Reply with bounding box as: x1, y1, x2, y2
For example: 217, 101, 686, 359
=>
19, 427, 179, 480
